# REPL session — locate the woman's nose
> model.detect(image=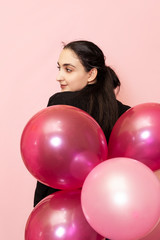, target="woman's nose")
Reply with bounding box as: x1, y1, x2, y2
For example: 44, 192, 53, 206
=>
56, 70, 64, 82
